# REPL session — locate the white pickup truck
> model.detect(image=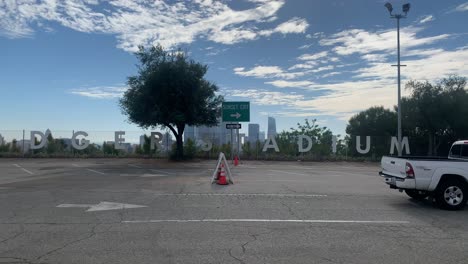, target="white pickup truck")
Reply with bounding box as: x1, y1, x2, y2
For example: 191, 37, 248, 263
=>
380, 140, 468, 210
